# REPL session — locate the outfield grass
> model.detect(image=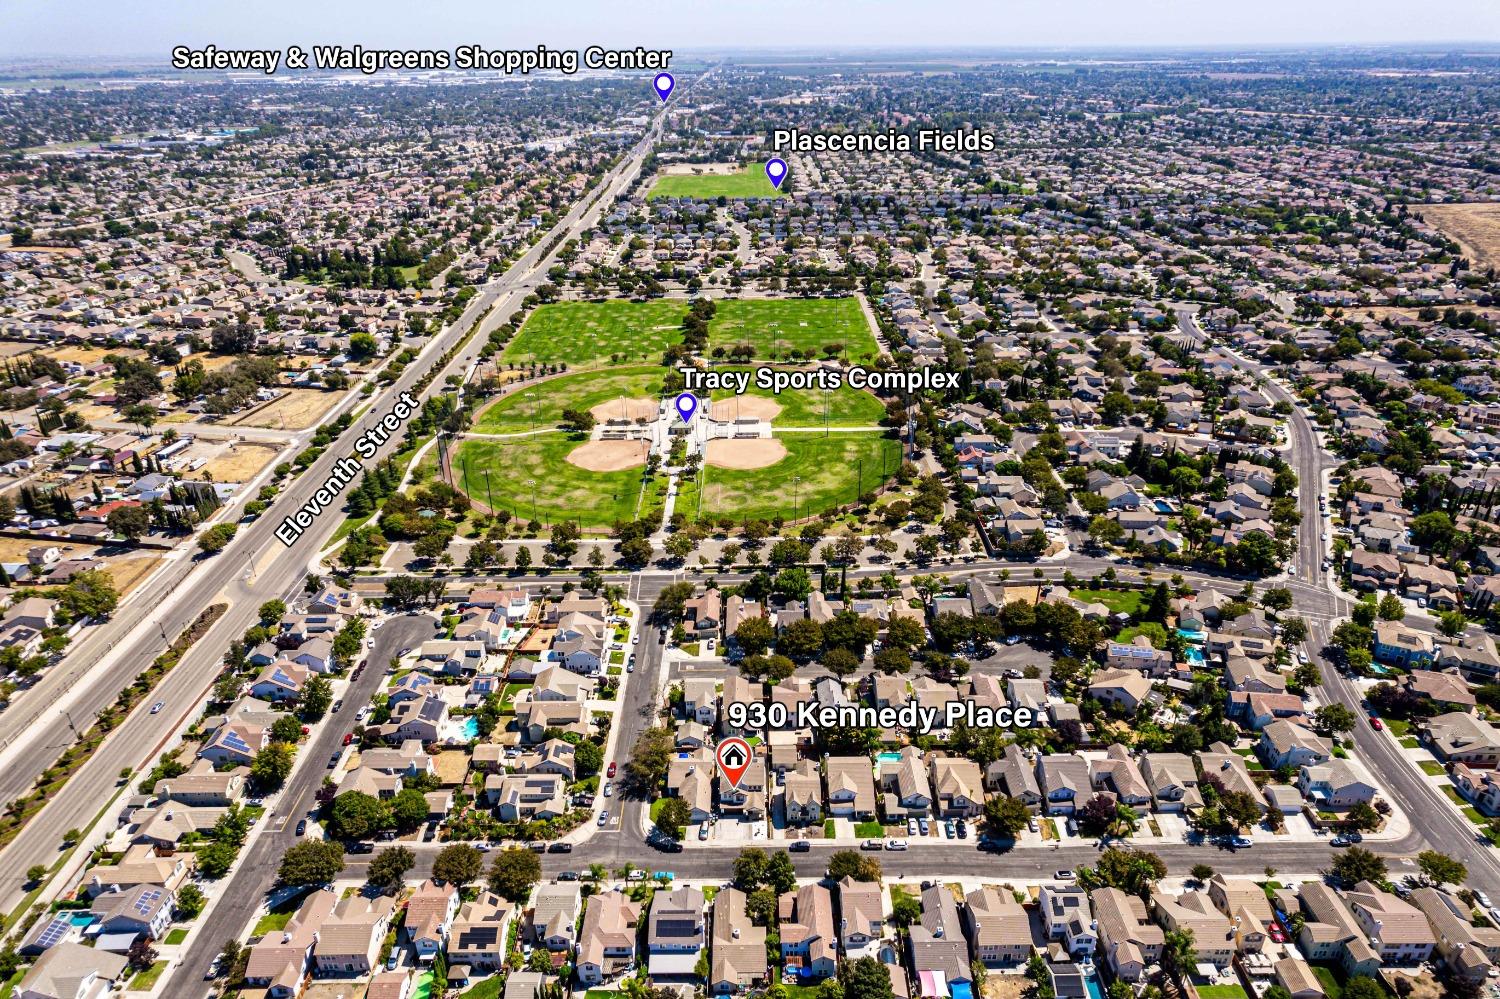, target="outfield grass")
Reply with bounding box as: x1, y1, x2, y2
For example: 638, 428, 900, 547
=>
707, 369, 887, 427
454, 435, 648, 530
695, 432, 902, 522
473, 366, 666, 434
503, 300, 687, 367
710, 297, 879, 361
648, 164, 783, 201
1069, 588, 1146, 616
